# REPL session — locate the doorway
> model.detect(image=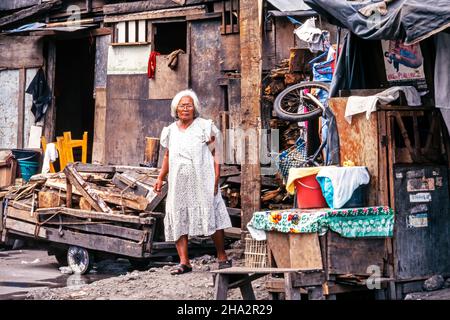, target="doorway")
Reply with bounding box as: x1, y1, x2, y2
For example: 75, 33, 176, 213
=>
54, 37, 95, 163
